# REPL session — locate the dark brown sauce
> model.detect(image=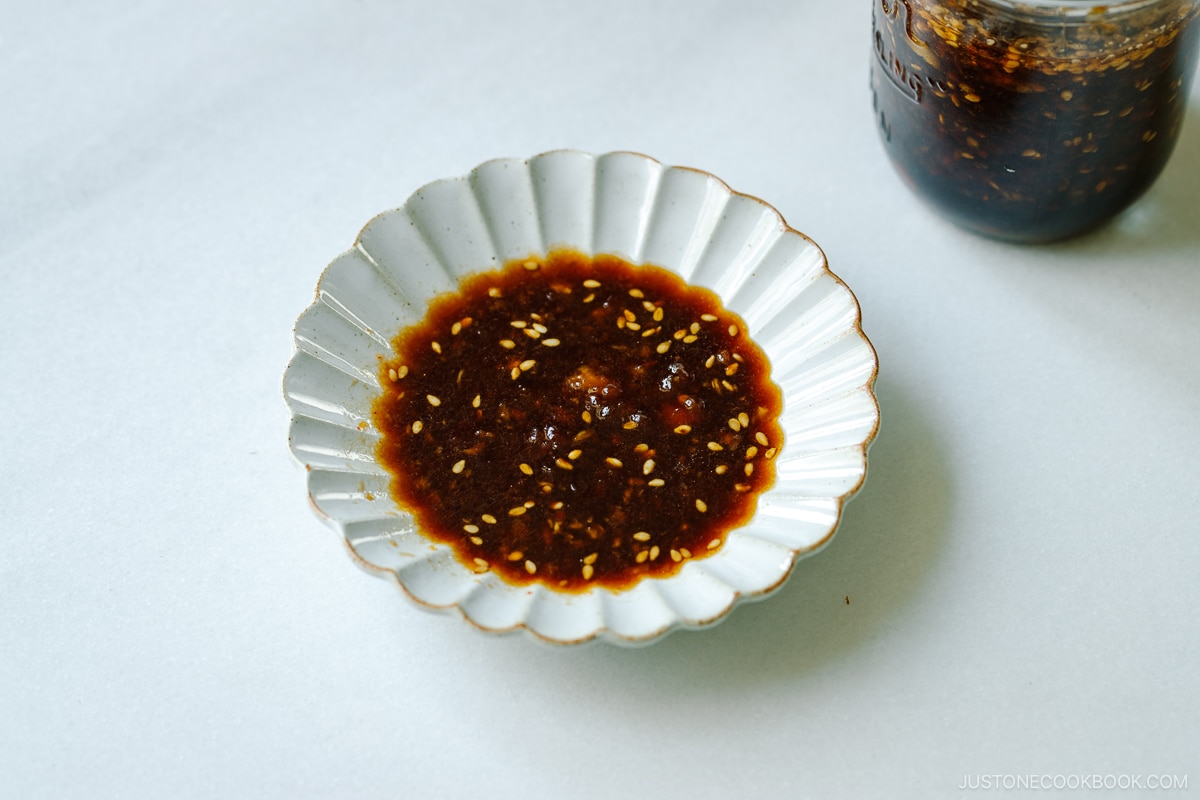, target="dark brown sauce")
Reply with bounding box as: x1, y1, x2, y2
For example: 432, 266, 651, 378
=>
371, 250, 783, 592
872, 0, 1200, 242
